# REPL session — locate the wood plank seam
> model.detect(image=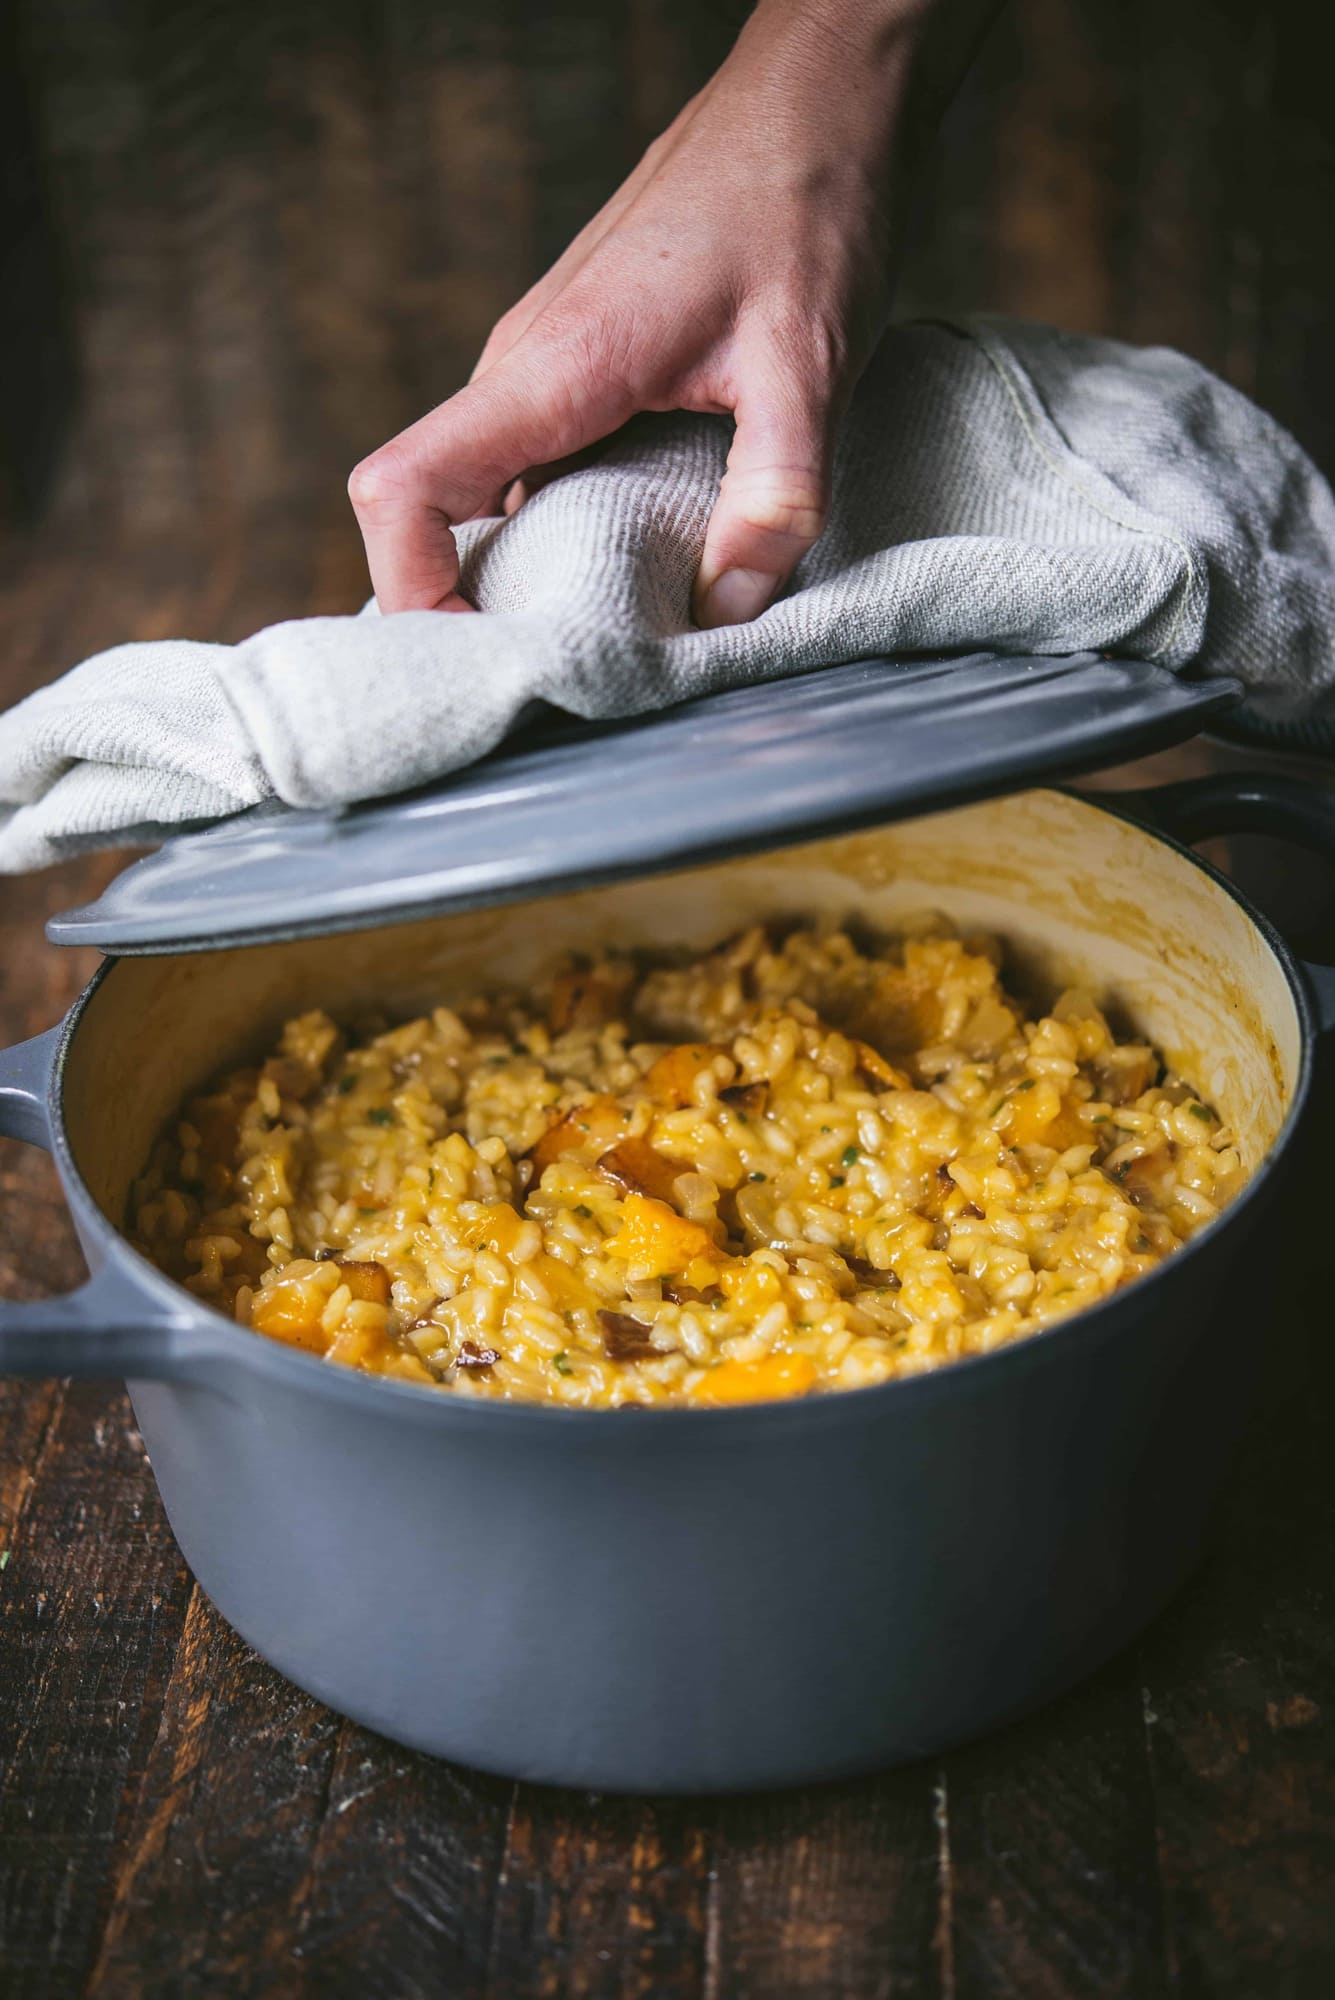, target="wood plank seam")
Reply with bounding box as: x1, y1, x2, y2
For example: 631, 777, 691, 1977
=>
84, 1581, 214, 1988
1138, 1676, 1182, 1996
